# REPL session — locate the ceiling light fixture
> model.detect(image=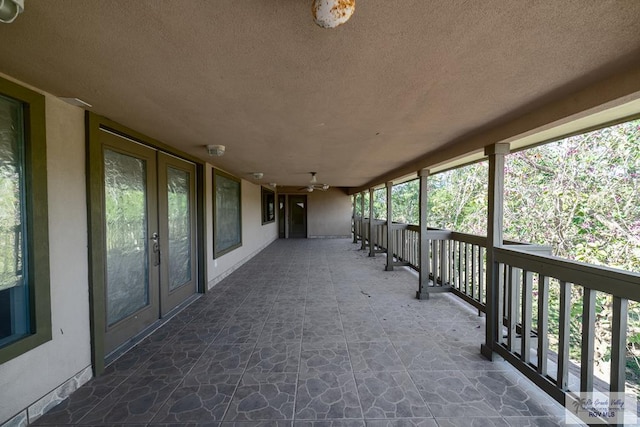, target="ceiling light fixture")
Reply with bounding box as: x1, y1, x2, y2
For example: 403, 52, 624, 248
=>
299, 172, 330, 192
312, 0, 355, 29
0, 0, 24, 24
252, 172, 264, 180
206, 144, 225, 157
269, 183, 277, 188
